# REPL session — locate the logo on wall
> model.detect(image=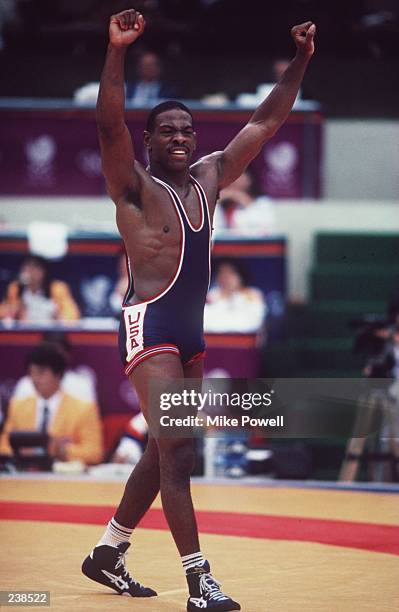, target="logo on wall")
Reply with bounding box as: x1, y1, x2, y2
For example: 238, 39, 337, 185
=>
81, 275, 112, 316
76, 149, 102, 178
263, 141, 298, 197
24, 135, 57, 186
